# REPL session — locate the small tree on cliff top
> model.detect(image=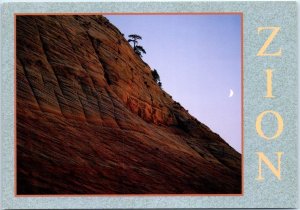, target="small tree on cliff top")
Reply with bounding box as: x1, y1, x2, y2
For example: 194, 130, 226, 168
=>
128, 34, 146, 57
128, 34, 141, 48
